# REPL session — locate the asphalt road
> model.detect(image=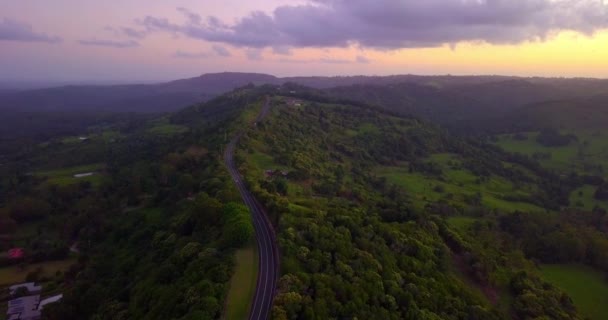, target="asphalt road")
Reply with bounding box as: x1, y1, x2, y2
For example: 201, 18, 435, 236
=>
224, 98, 279, 320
